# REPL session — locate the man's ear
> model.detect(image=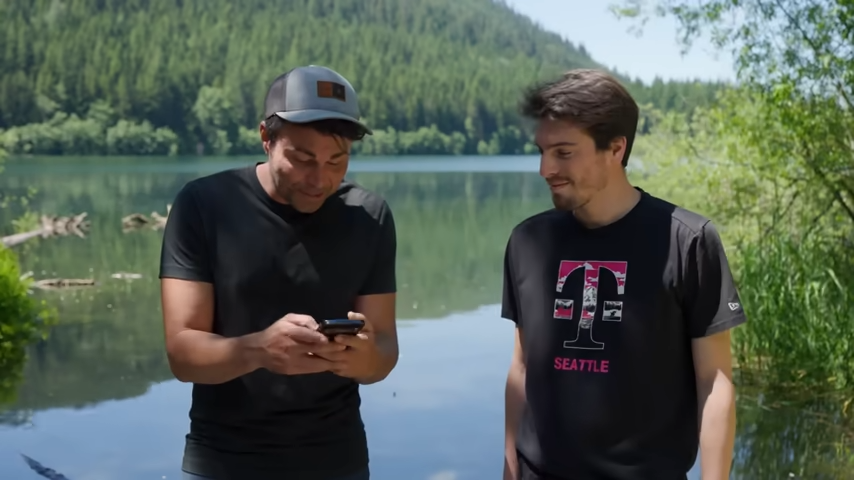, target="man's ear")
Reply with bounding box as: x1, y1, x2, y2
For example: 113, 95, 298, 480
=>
259, 121, 271, 154
610, 136, 627, 165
